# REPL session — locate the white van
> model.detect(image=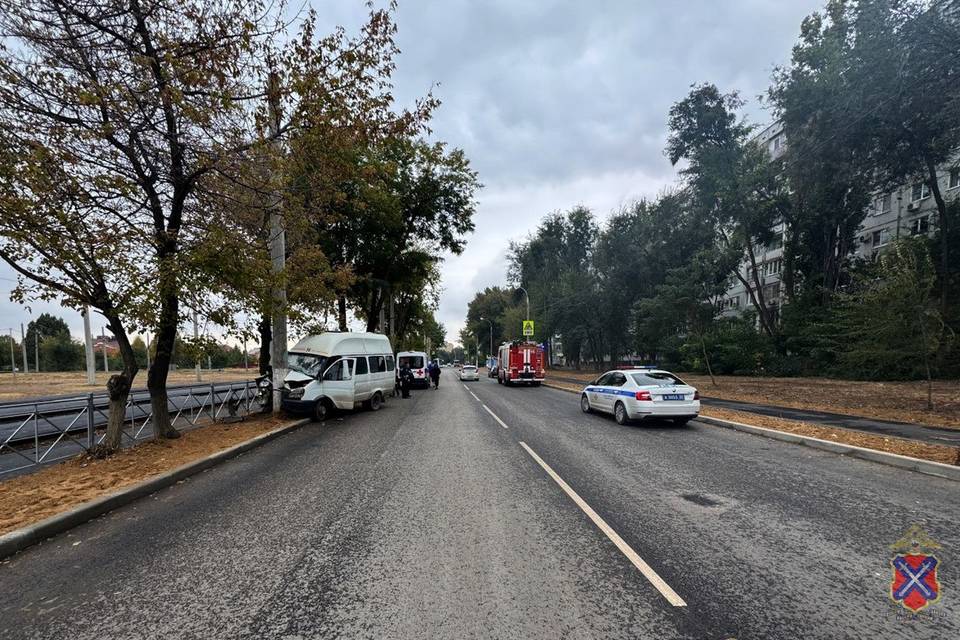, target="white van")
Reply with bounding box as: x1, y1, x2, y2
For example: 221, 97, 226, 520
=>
396, 351, 430, 388
281, 332, 395, 421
